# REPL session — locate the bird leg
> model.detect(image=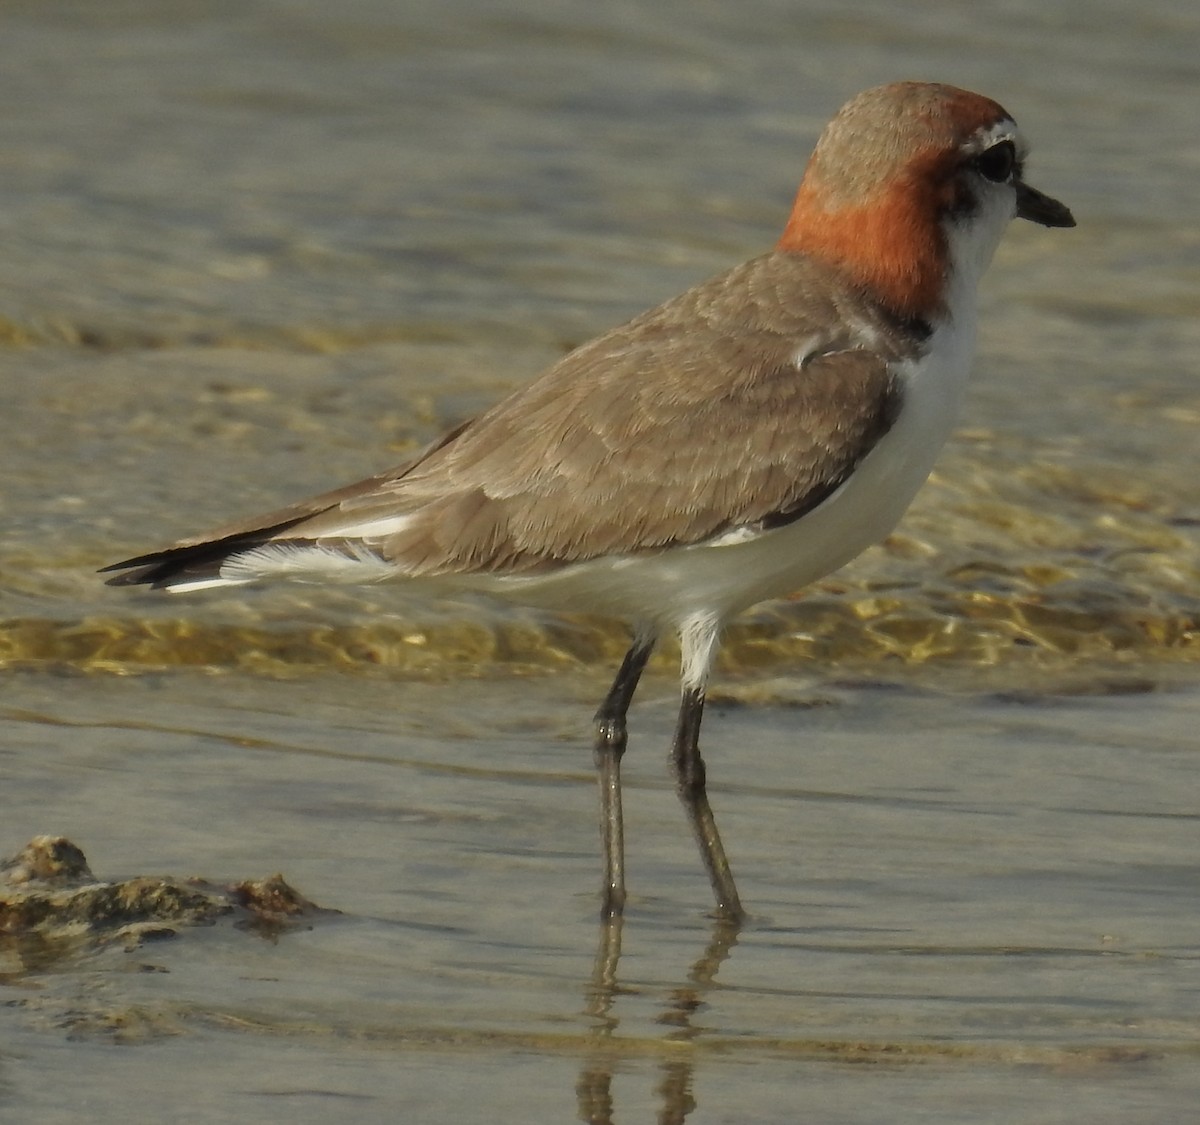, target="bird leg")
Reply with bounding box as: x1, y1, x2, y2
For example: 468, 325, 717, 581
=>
671, 686, 745, 921
592, 635, 655, 918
